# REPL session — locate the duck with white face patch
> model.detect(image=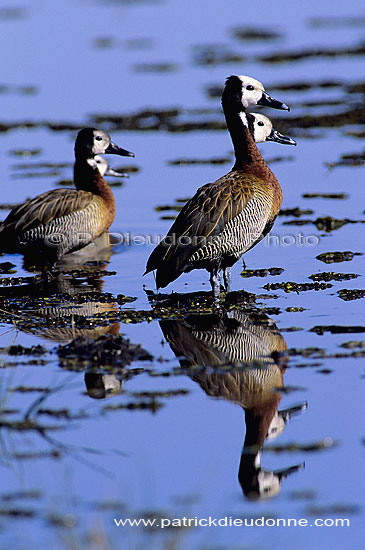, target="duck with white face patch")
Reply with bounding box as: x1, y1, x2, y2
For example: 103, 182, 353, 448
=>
145, 75, 295, 296
0, 128, 134, 267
